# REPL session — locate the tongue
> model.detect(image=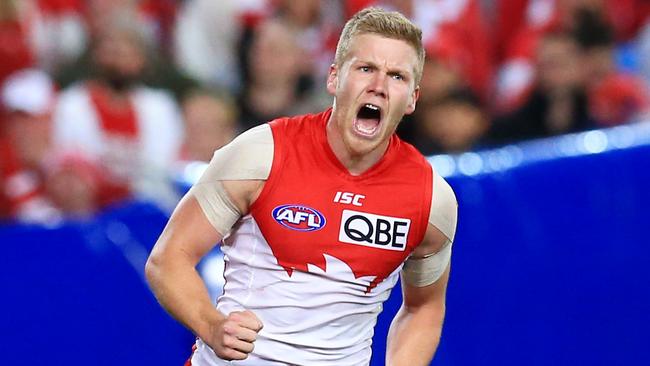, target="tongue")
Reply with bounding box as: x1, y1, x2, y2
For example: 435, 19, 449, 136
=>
355, 117, 380, 135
